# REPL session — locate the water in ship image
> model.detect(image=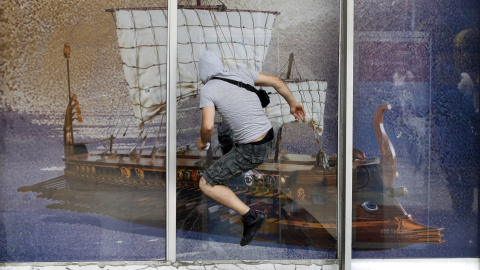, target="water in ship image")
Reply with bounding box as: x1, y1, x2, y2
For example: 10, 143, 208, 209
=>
18, 1, 444, 250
